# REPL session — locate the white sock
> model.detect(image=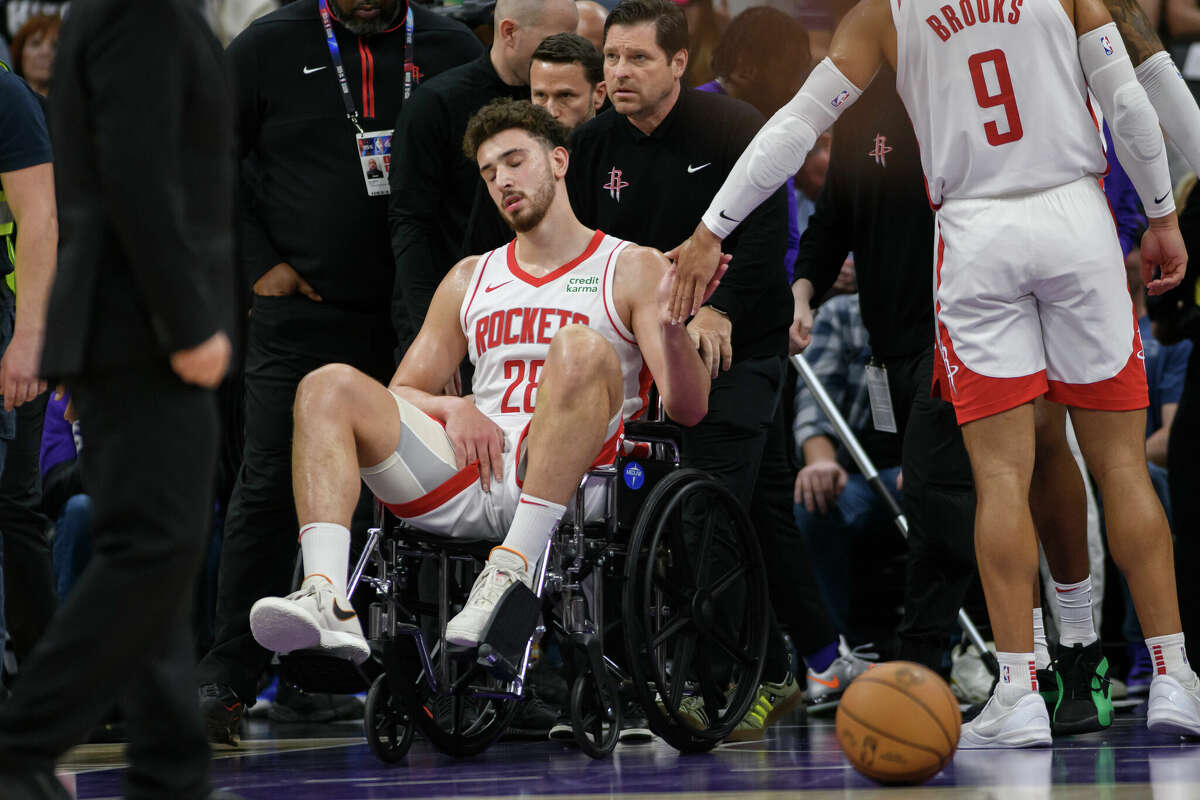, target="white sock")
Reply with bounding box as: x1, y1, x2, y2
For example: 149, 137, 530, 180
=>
1136, 52, 1200, 175
1033, 608, 1052, 670
498, 494, 566, 568
1054, 577, 1098, 647
996, 651, 1038, 695
299, 522, 351, 597
1146, 632, 1194, 682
